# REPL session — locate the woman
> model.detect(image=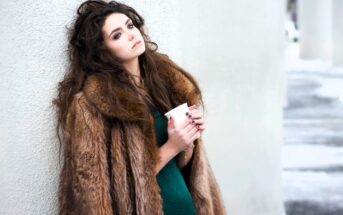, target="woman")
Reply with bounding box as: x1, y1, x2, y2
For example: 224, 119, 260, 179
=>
53, 0, 226, 214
